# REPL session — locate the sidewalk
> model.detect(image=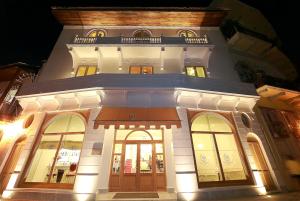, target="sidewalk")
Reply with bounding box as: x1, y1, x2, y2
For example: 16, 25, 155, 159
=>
225, 192, 300, 201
